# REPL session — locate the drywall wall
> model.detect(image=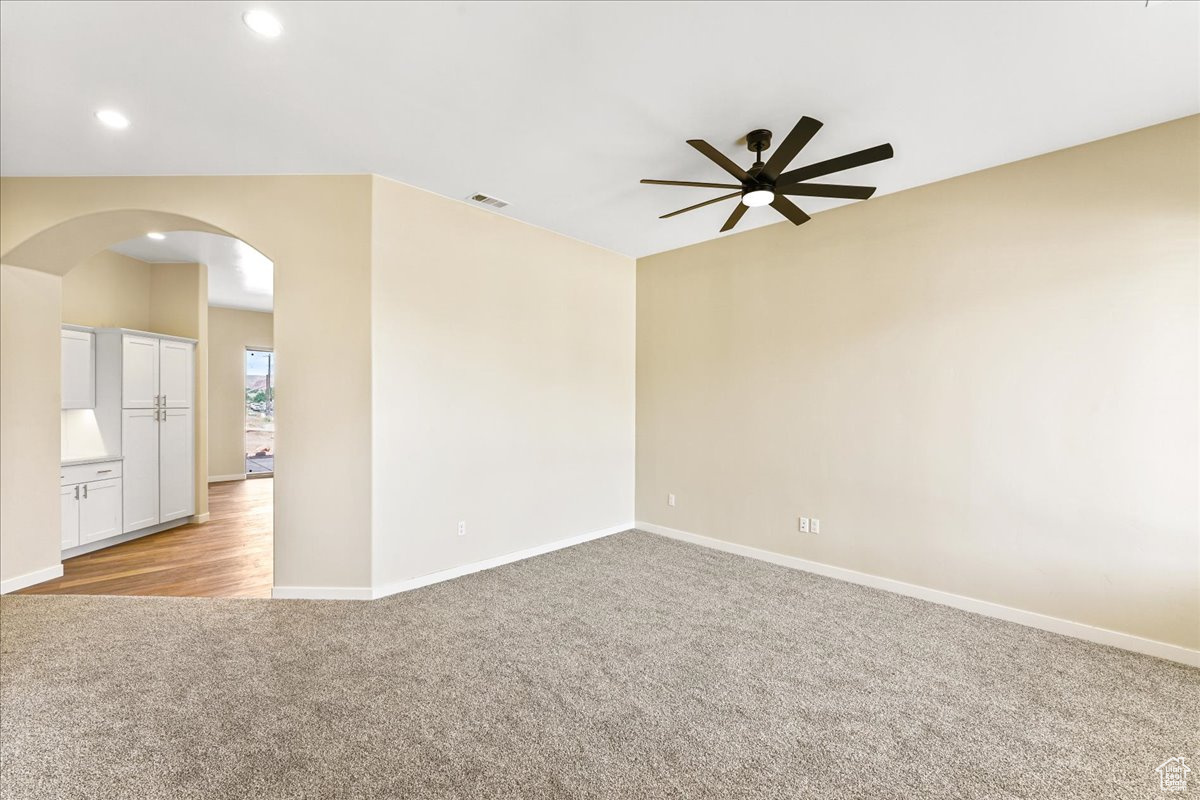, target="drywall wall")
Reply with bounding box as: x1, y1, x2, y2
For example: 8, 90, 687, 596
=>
0, 266, 63, 586
369, 176, 635, 587
61, 249, 151, 329
208, 307, 273, 479
636, 116, 1199, 650
0, 176, 373, 592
